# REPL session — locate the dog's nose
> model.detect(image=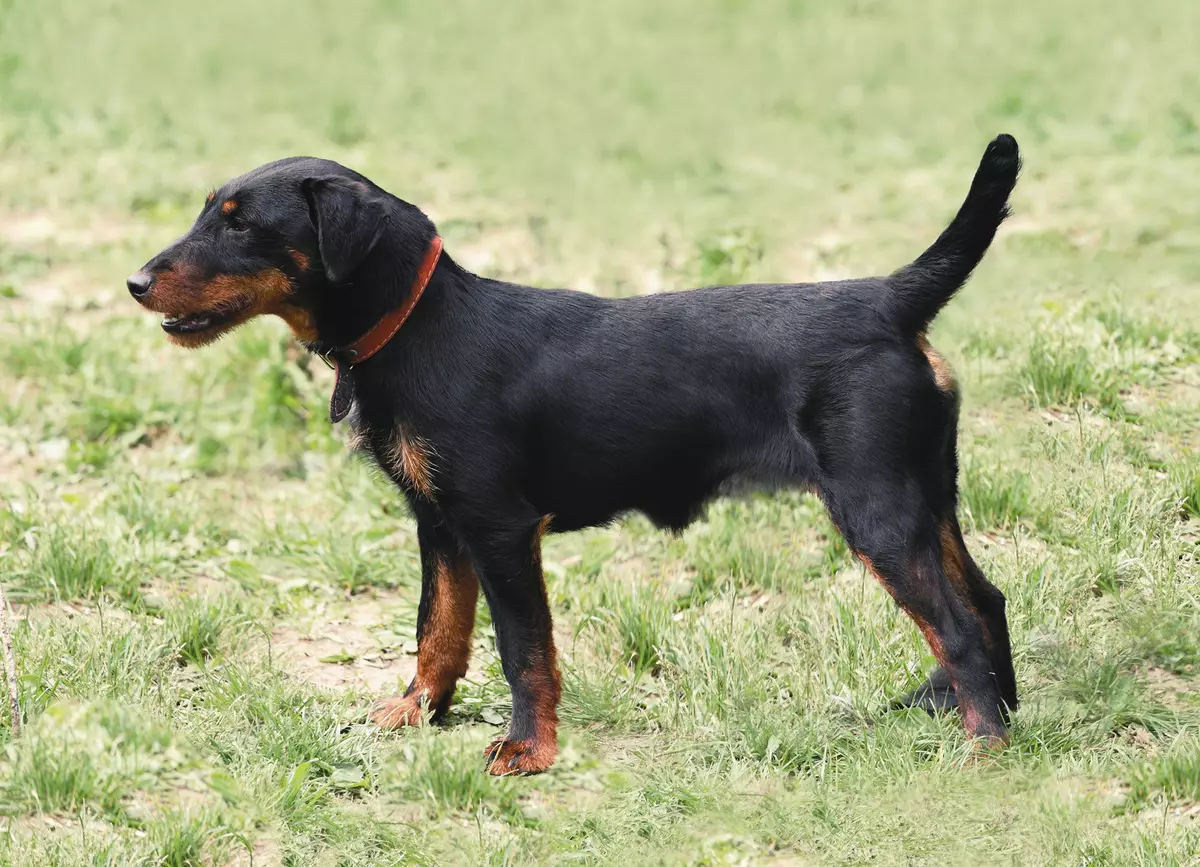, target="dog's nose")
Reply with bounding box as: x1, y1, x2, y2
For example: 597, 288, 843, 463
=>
127, 271, 153, 299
